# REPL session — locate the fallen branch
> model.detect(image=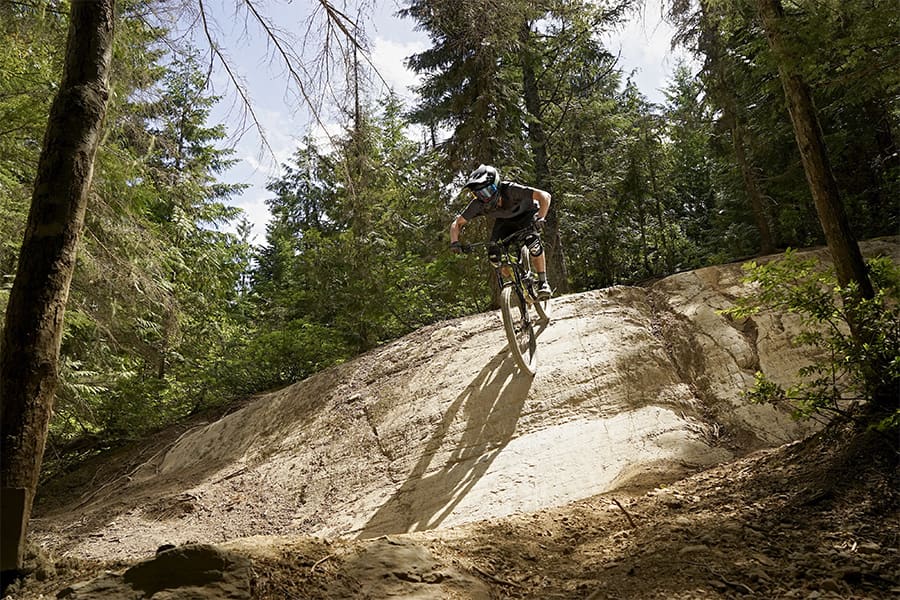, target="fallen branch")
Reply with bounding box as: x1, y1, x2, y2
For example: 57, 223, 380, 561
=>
613, 498, 637, 528
212, 467, 248, 485
310, 553, 335, 573
710, 569, 755, 595
473, 565, 522, 588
